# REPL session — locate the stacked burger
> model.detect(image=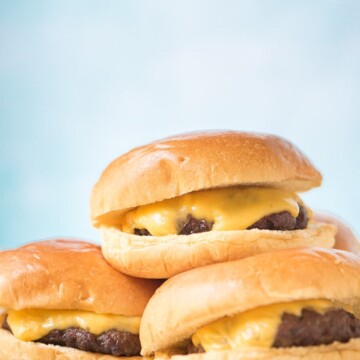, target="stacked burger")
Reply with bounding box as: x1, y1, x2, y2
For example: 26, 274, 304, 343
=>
1, 131, 359, 360
90, 131, 360, 359
90, 131, 338, 278
0, 239, 162, 359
